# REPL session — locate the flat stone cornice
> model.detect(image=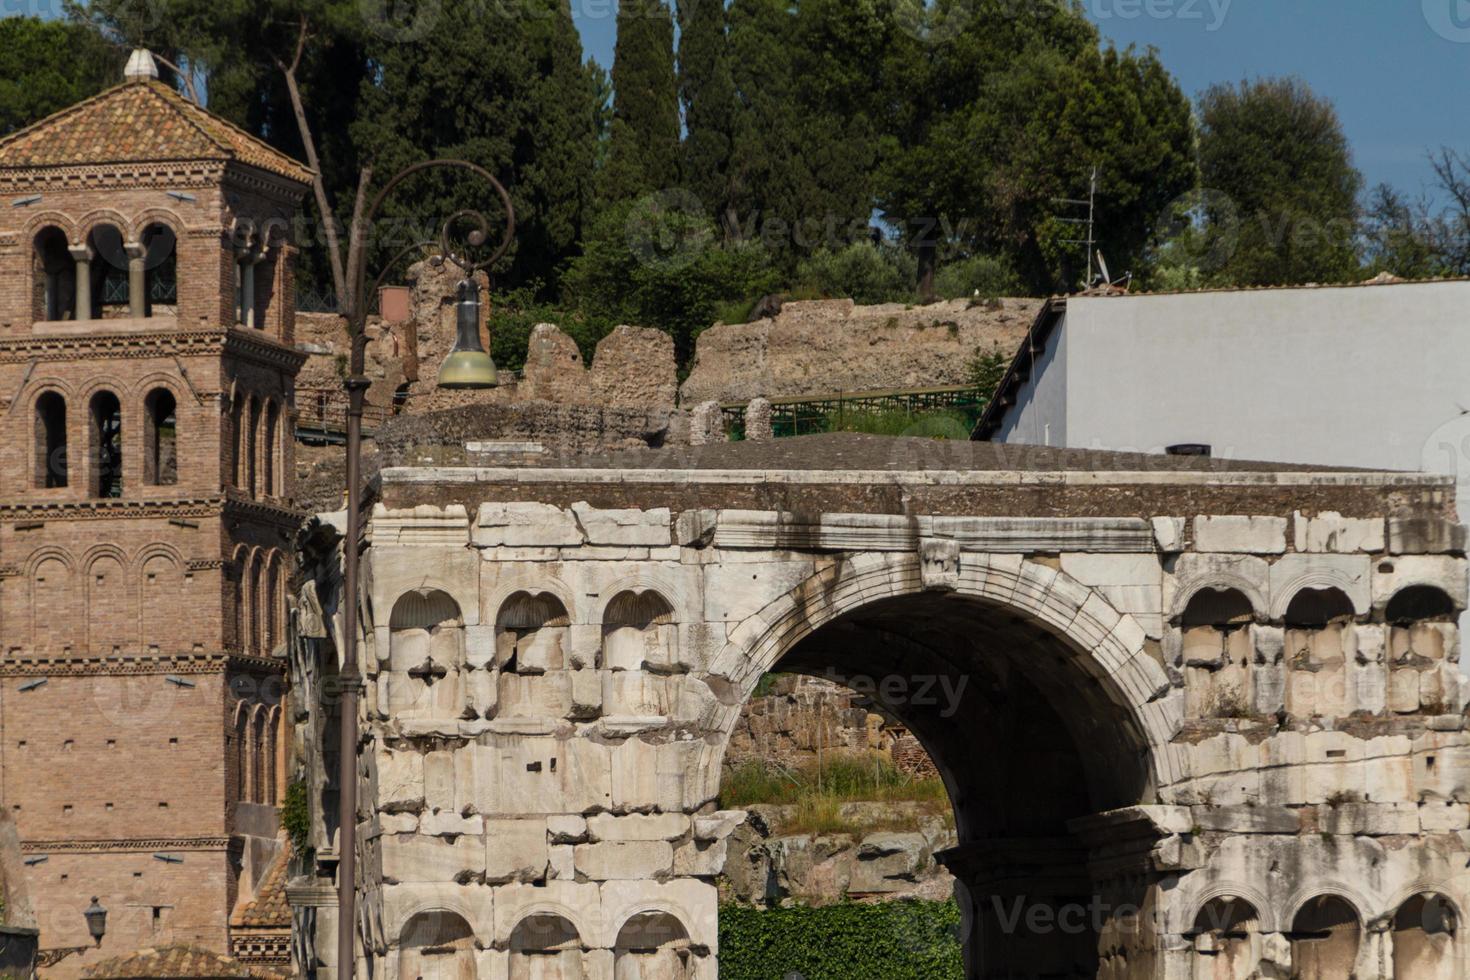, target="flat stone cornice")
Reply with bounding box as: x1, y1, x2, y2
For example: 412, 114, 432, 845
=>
381, 465, 1454, 490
